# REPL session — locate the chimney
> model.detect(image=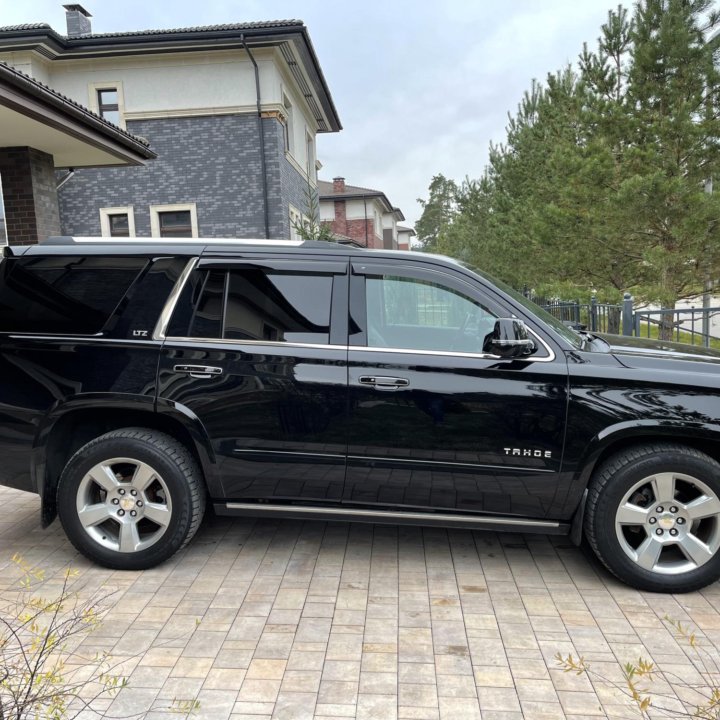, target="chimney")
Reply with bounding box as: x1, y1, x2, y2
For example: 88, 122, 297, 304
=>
63, 4, 92, 37
333, 177, 345, 193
